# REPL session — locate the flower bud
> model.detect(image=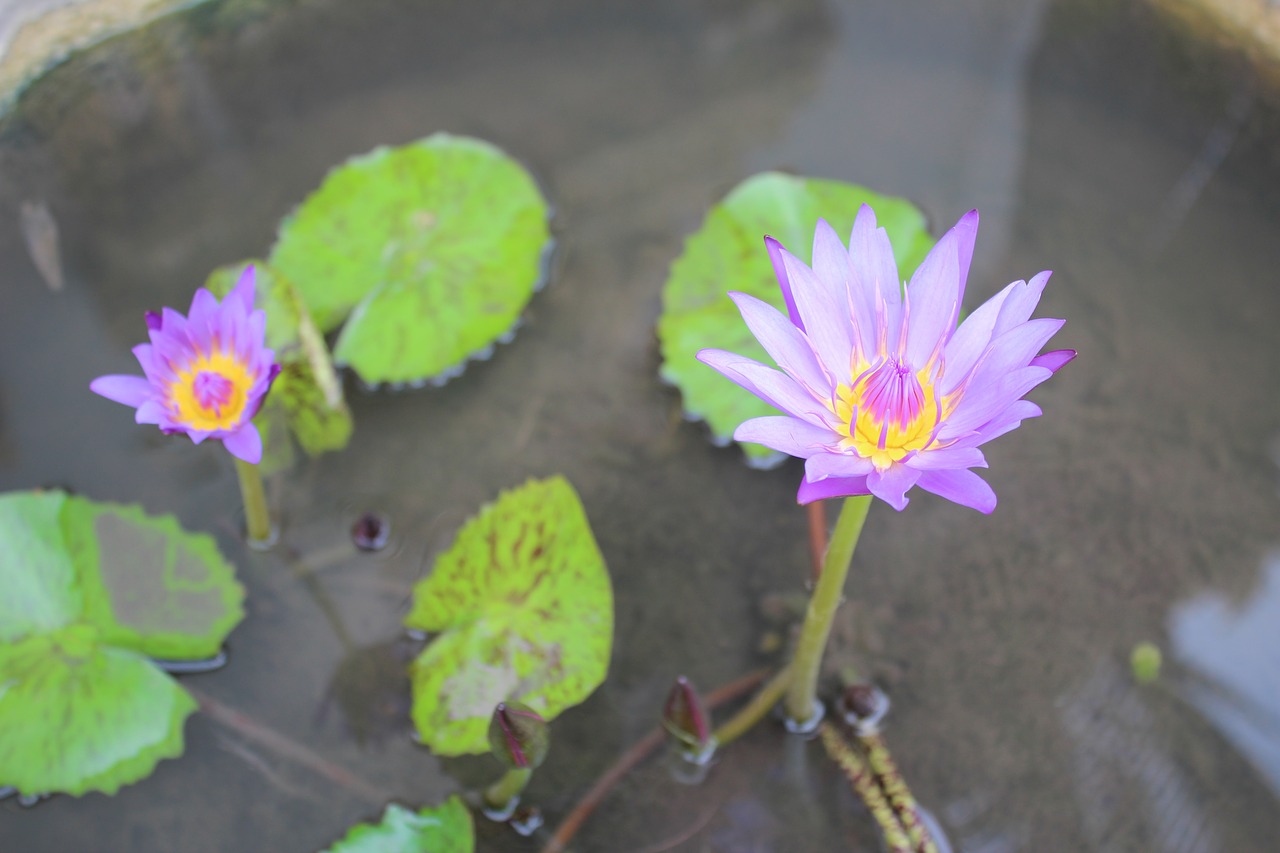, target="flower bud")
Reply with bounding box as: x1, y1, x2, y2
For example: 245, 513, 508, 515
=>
662, 676, 711, 750
488, 702, 549, 770
837, 682, 890, 736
